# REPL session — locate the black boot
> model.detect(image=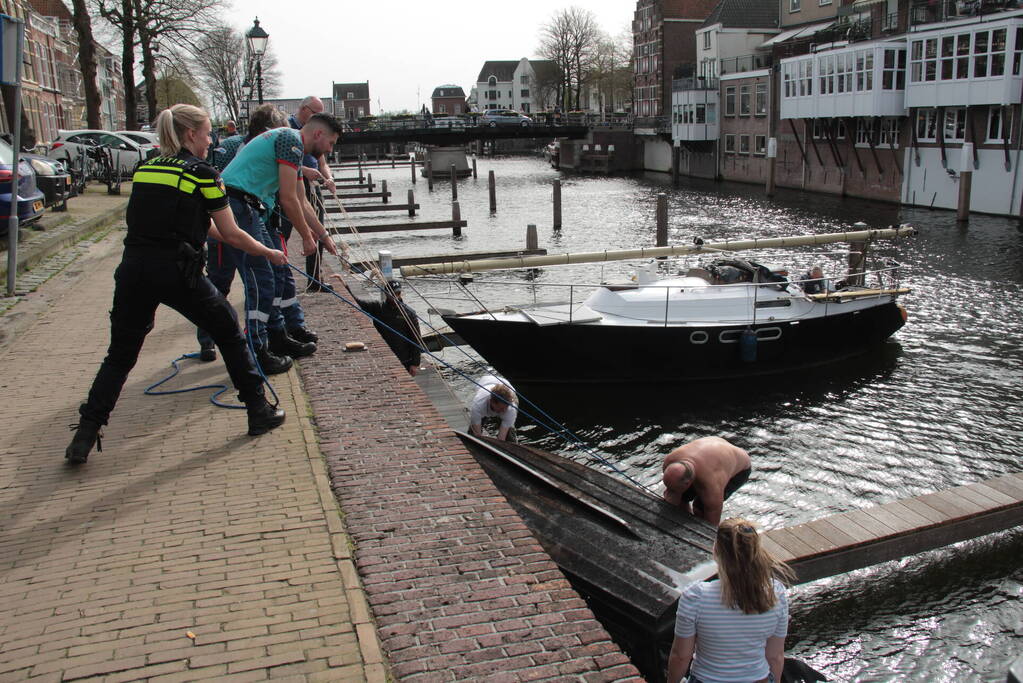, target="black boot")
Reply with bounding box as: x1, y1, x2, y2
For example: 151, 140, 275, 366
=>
269, 328, 316, 358
246, 396, 286, 436
286, 326, 319, 344
199, 341, 216, 362
66, 419, 103, 465
255, 347, 293, 375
